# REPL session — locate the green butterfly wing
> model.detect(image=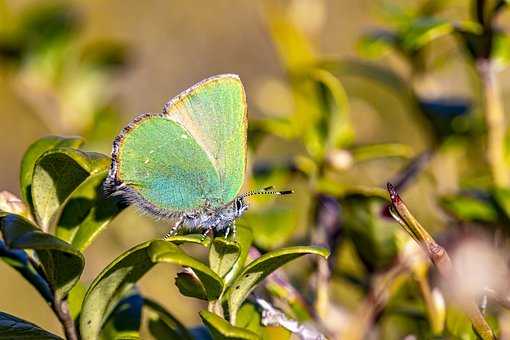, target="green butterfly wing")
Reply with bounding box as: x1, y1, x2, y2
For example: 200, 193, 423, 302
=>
163, 74, 247, 204
110, 74, 247, 214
